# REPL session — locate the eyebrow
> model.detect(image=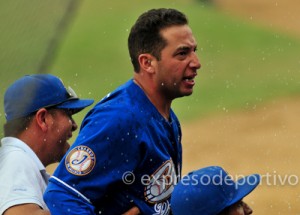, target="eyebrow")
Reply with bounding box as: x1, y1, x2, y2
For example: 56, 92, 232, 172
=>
177, 45, 197, 51
177, 46, 190, 51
